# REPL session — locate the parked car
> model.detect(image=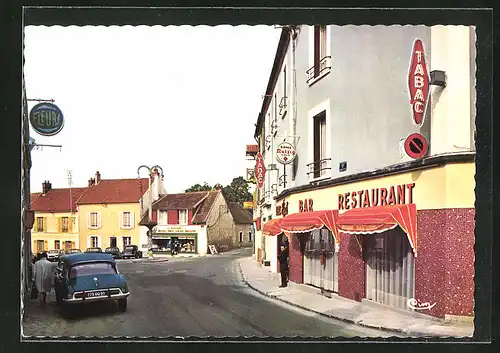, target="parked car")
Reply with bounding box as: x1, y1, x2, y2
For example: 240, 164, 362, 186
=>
105, 247, 122, 259
54, 253, 130, 316
63, 249, 82, 255
121, 245, 143, 259
47, 249, 63, 262
85, 247, 103, 253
